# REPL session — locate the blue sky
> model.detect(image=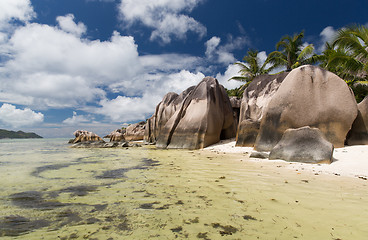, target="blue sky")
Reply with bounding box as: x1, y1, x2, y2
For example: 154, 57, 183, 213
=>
0, 0, 367, 137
